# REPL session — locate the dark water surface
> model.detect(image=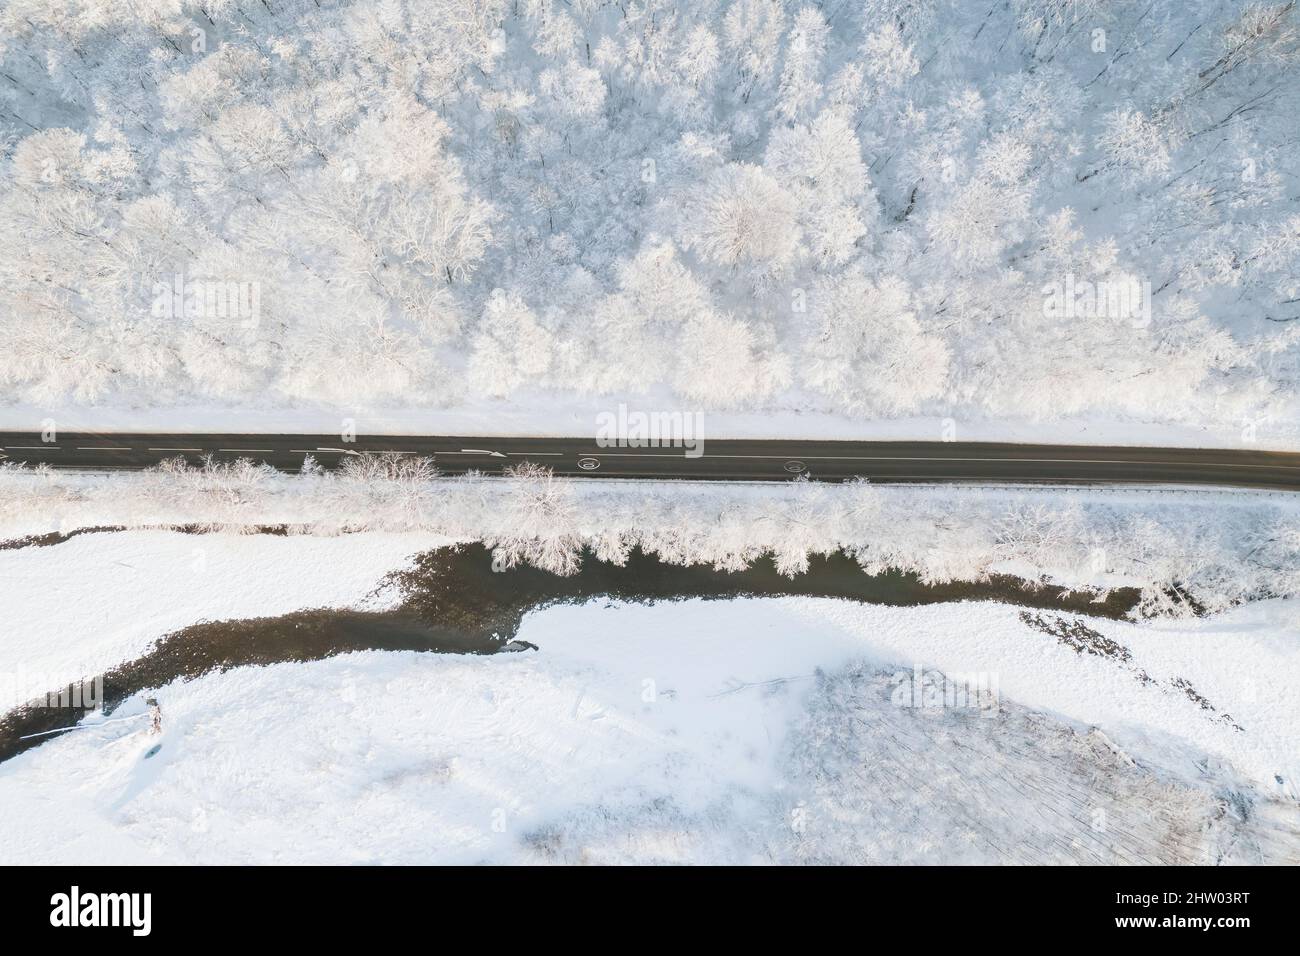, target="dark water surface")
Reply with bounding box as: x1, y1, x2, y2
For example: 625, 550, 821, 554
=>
0, 543, 1139, 762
